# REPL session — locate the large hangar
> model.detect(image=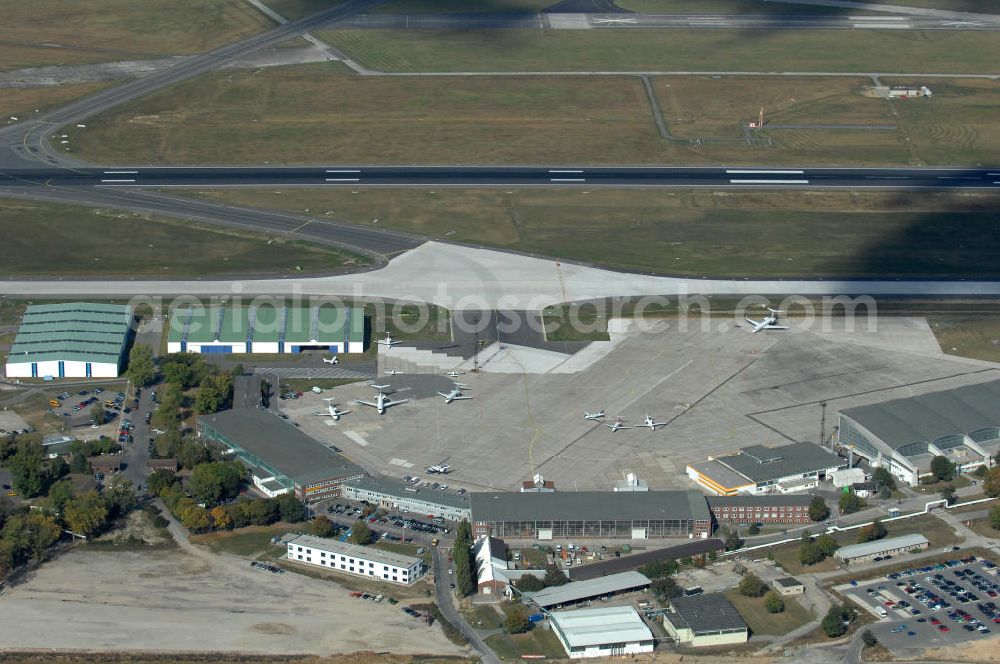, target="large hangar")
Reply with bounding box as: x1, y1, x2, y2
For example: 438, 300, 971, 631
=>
838, 380, 1000, 486
4, 302, 133, 379
167, 304, 365, 355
